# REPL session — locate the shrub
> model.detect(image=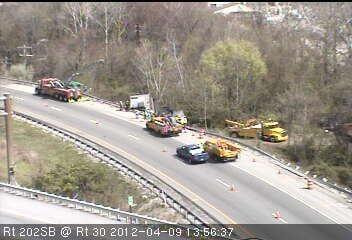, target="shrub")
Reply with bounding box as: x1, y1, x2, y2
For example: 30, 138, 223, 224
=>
336, 167, 352, 188
310, 162, 337, 180
9, 64, 34, 80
